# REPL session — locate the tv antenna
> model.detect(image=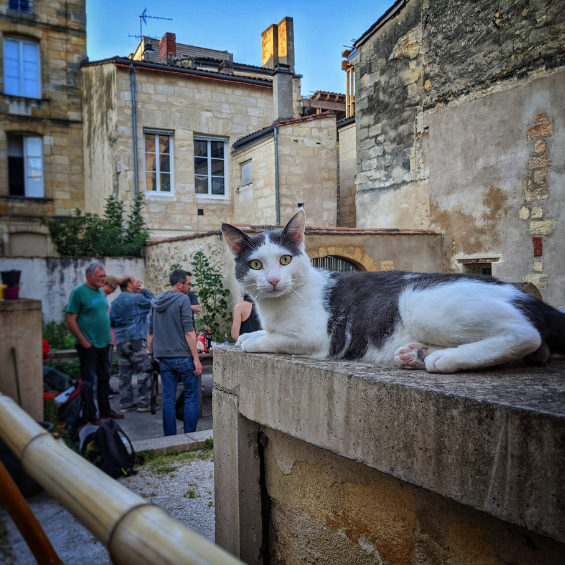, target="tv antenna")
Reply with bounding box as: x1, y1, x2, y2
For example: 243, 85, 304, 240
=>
132, 8, 172, 40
